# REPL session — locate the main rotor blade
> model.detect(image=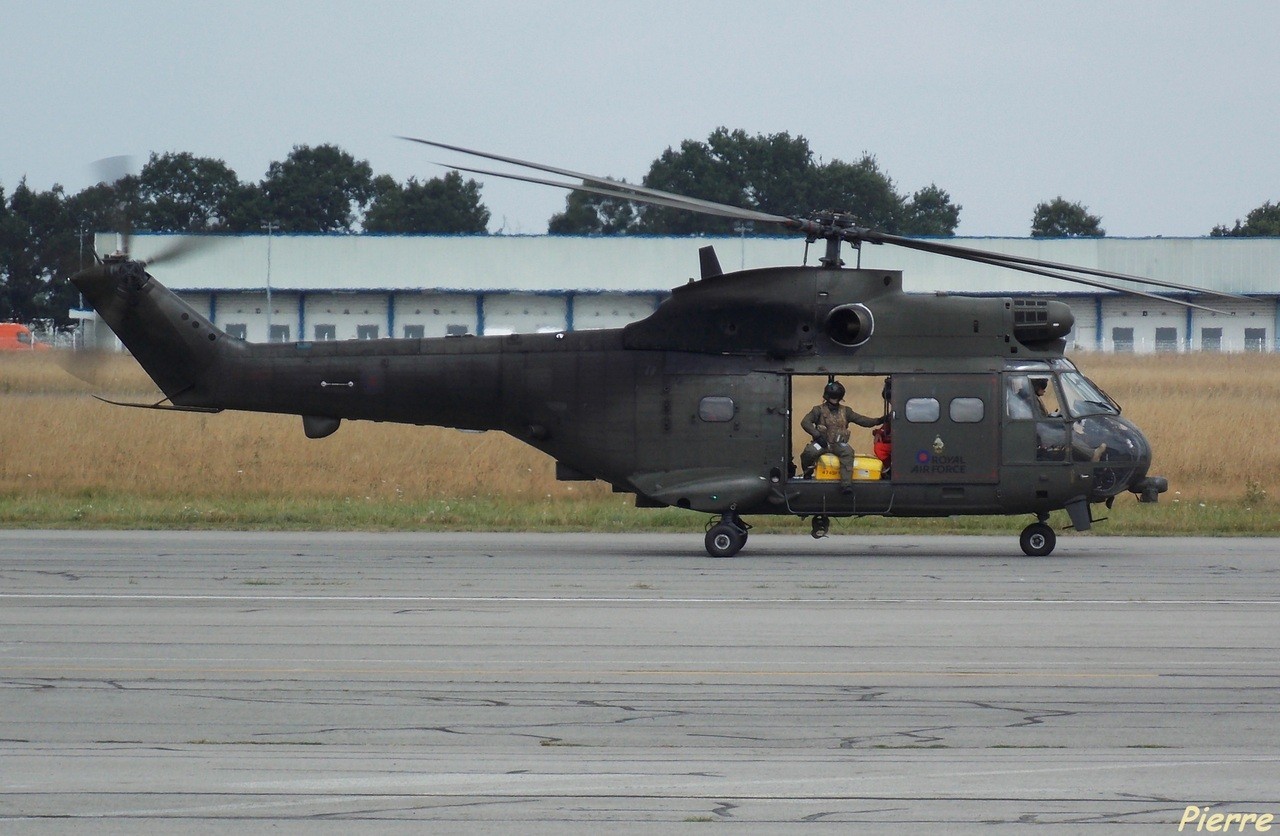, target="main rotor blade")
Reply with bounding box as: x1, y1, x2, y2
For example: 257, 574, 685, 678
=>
857, 229, 1247, 301
403, 138, 1237, 307
400, 136, 789, 226
439, 160, 782, 224
898, 242, 1233, 315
